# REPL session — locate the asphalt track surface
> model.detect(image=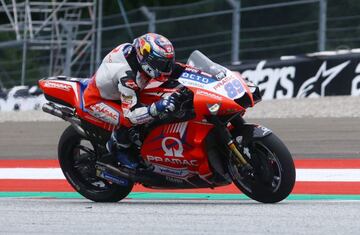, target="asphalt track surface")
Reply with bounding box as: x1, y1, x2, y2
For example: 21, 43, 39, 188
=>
1, 118, 360, 234
0, 198, 359, 234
